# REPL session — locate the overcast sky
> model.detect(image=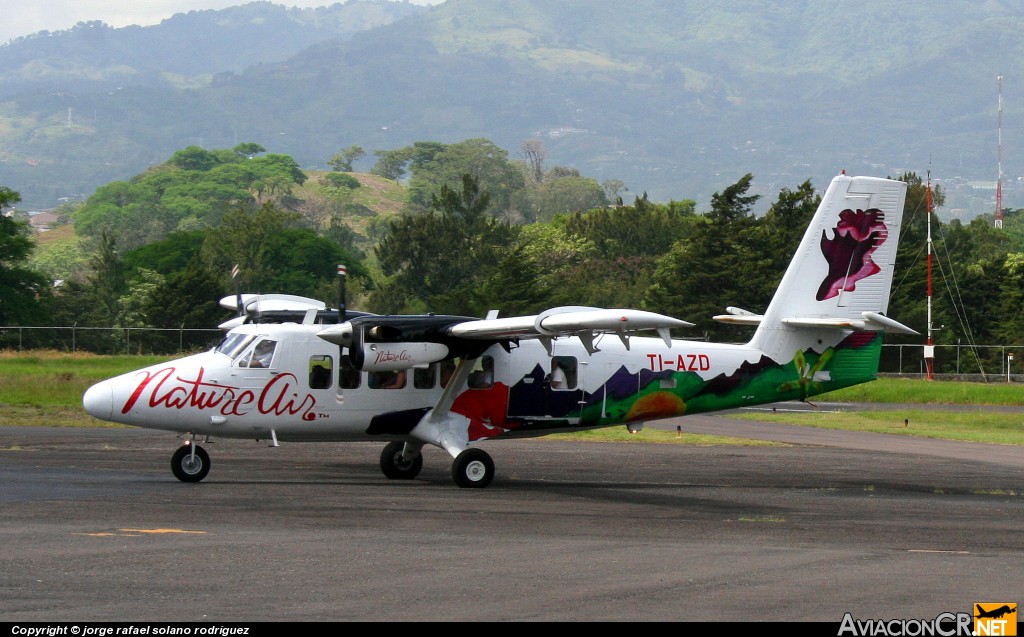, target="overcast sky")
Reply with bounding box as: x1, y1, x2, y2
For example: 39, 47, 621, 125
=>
1, 0, 444, 45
